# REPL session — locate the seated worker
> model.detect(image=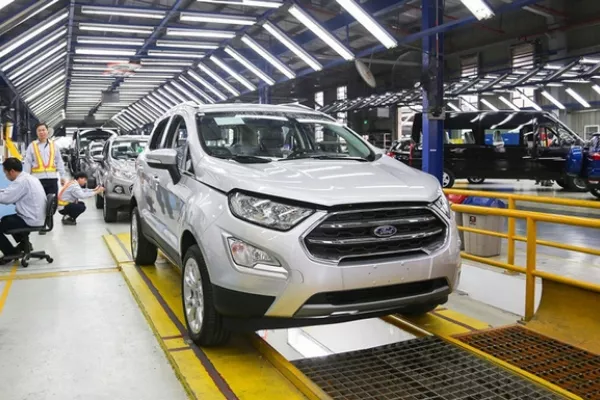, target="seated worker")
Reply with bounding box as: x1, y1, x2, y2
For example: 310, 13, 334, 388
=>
58, 172, 104, 225
0, 158, 47, 262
